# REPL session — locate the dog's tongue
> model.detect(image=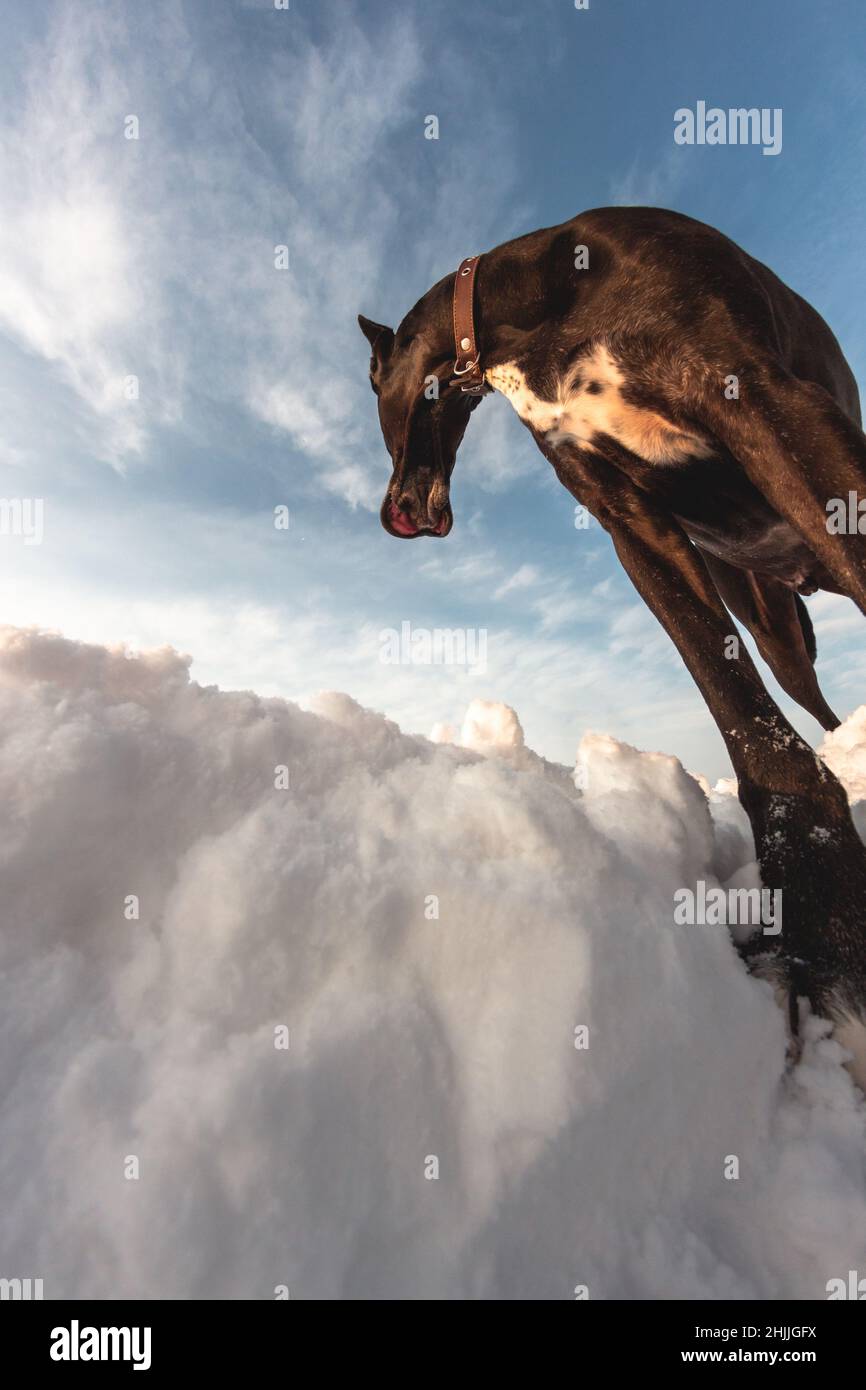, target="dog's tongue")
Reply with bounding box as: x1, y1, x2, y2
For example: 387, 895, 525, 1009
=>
389, 502, 421, 536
